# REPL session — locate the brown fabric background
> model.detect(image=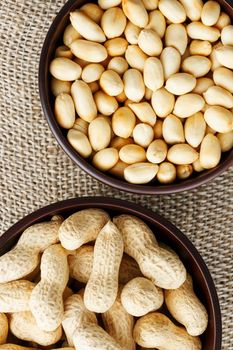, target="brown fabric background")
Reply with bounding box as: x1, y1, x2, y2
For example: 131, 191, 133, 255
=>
0, 0, 232, 348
